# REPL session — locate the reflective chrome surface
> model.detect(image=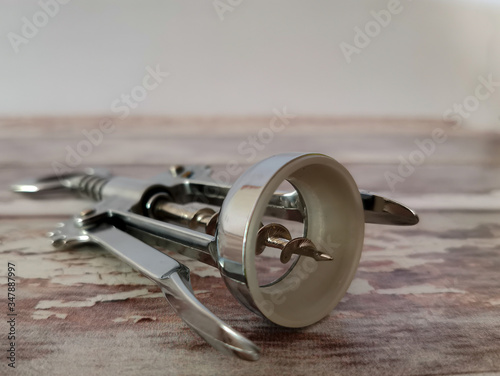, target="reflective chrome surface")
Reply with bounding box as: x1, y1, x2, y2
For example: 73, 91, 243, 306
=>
12, 152, 419, 360
48, 201, 259, 361
217, 153, 366, 327
90, 226, 260, 361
